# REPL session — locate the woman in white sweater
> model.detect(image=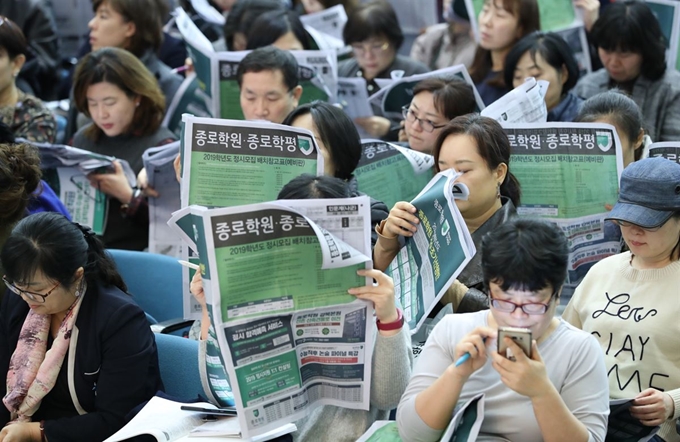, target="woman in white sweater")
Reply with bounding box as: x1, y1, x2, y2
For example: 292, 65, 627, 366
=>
563, 157, 680, 442
397, 218, 609, 442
